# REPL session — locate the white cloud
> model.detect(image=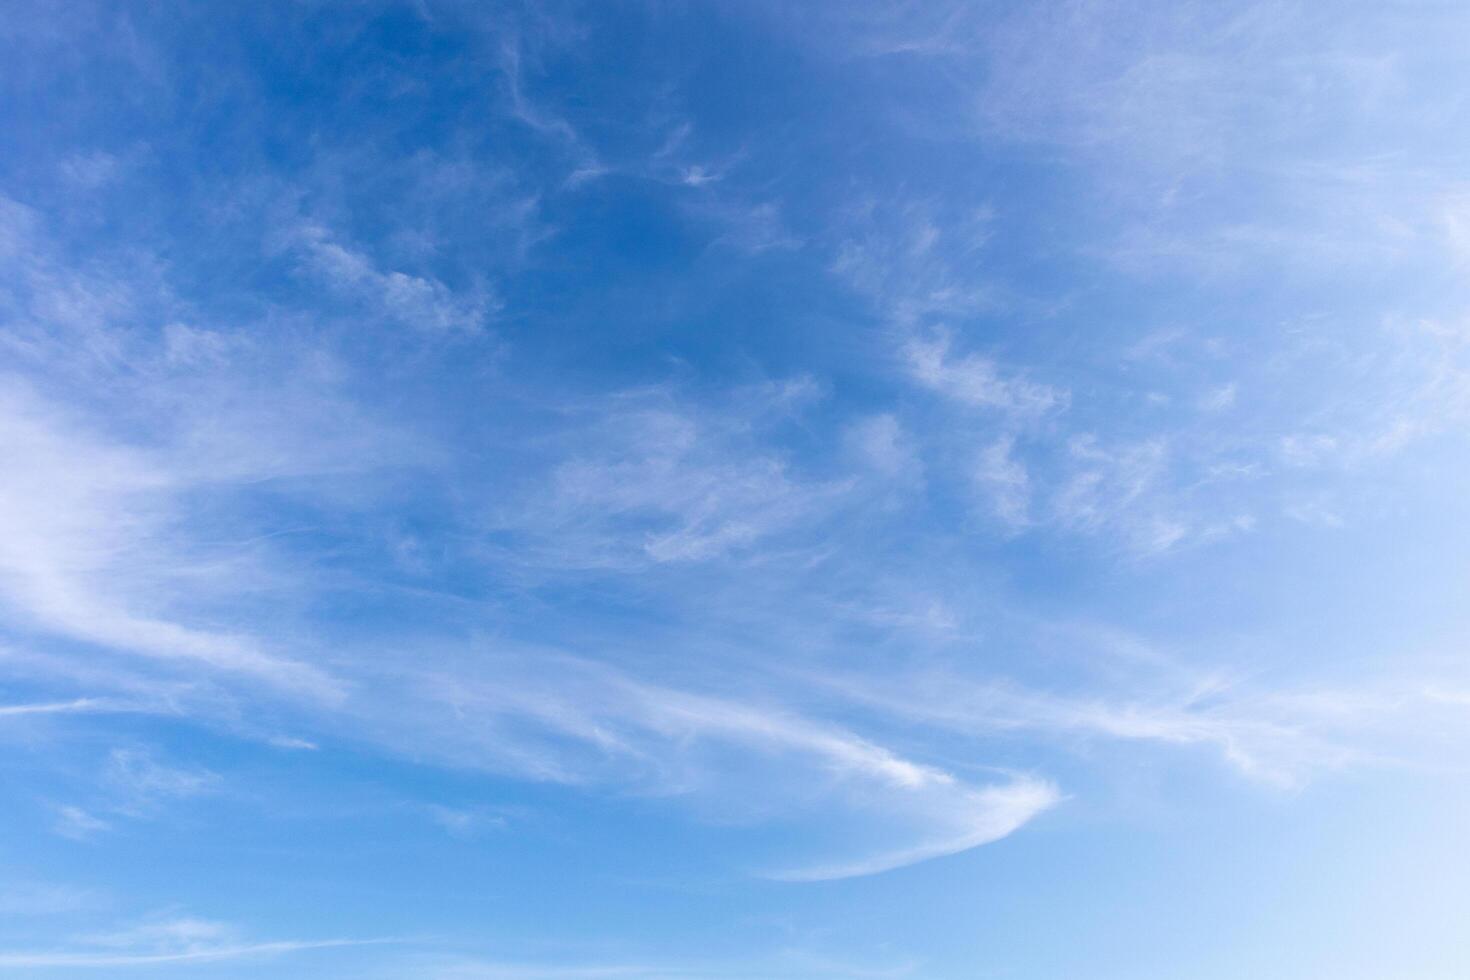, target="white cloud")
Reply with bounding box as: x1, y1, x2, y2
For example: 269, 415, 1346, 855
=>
767, 777, 1059, 881
0, 913, 387, 968
804, 655, 1470, 790
504, 386, 849, 569
0, 204, 439, 703
52, 805, 110, 841
906, 332, 1064, 417
294, 223, 497, 333
828, 196, 999, 331
266, 734, 319, 751
846, 413, 920, 480
495, 29, 605, 183
700, 200, 803, 253
1050, 436, 1201, 555
0, 697, 113, 717
0, 928, 373, 968
973, 436, 1030, 528
0, 941, 362, 969
104, 748, 221, 812
0, 384, 342, 697
0, 882, 95, 915
424, 804, 509, 838
58, 150, 120, 189
1198, 382, 1237, 412
422, 954, 919, 980
359, 648, 1057, 878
